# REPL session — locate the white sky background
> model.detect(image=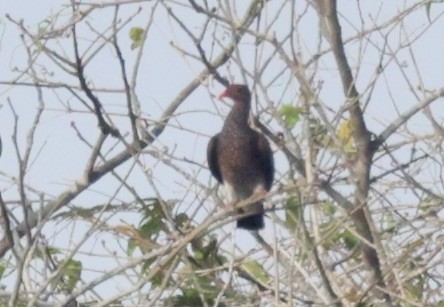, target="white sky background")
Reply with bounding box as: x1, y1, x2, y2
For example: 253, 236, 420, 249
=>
0, 0, 443, 303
